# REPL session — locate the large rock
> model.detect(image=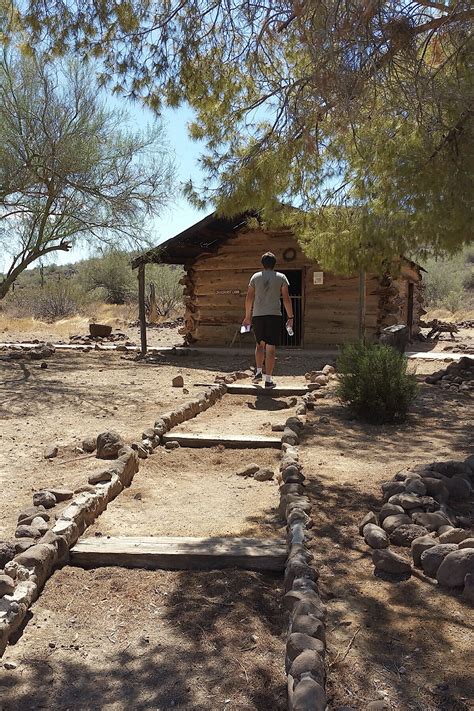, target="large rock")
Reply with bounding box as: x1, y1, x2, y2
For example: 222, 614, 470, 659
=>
0, 541, 16, 567
236, 463, 259, 477
289, 650, 325, 685
43, 444, 58, 459
420, 478, 449, 502
359, 511, 378, 534
254, 467, 274, 481
381, 481, 405, 500
0, 574, 15, 596
46, 488, 73, 502
373, 549, 411, 575
446, 476, 471, 500
411, 535, 437, 567
15, 525, 42, 539
96, 431, 124, 459
287, 633, 325, 663
363, 524, 389, 549
379, 503, 405, 523
436, 549, 474, 588
459, 538, 474, 549
32, 491, 57, 509
420, 544, 458, 578
405, 478, 427, 496
412, 512, 449, 532
89, 323, 112, 338
382, 514, 411, 533
398, 493, 424, 510
291, 615, 325, 642
439, 528, 471, 545
290, 677, 326, 711
390, 524, 428, 547
82, 437, 97, 453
